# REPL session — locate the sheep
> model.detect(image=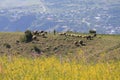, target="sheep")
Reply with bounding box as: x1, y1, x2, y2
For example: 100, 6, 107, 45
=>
79, 40, 86, 46
78, 35, 82, 38
40, 31, 44, 33
34, 31, 47, 38
59, 33, 86, 39
16, 40, 20, 45
79, 40, 83, 44
44, 31, 47, 35
38, 31, 43, 35
82, 35, 85, 38
32, 35, 37, 40
59, 32, 66, 36
70, 34, 75, 37
86, 35, 92, 40
40, 33, 45, 38
70, 34, 74, 37
39, 31, 47, 35
65, 33, 68, 36
74, 41, 79, 47
74, 40, 86, 47
33, 30, 39, 35
82, 35, 88, 38
66, 34, 71, 36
